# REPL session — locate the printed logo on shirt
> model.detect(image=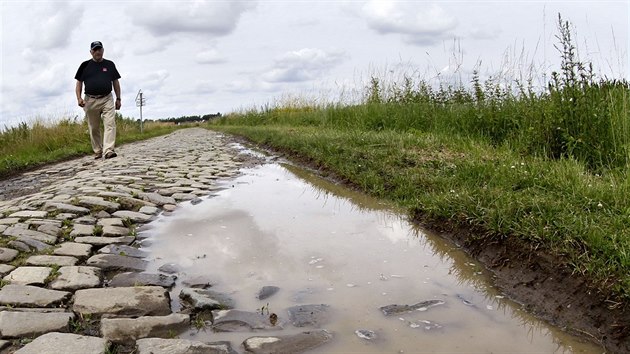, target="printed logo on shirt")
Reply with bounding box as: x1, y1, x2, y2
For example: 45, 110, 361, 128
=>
102, 68, 108, 72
